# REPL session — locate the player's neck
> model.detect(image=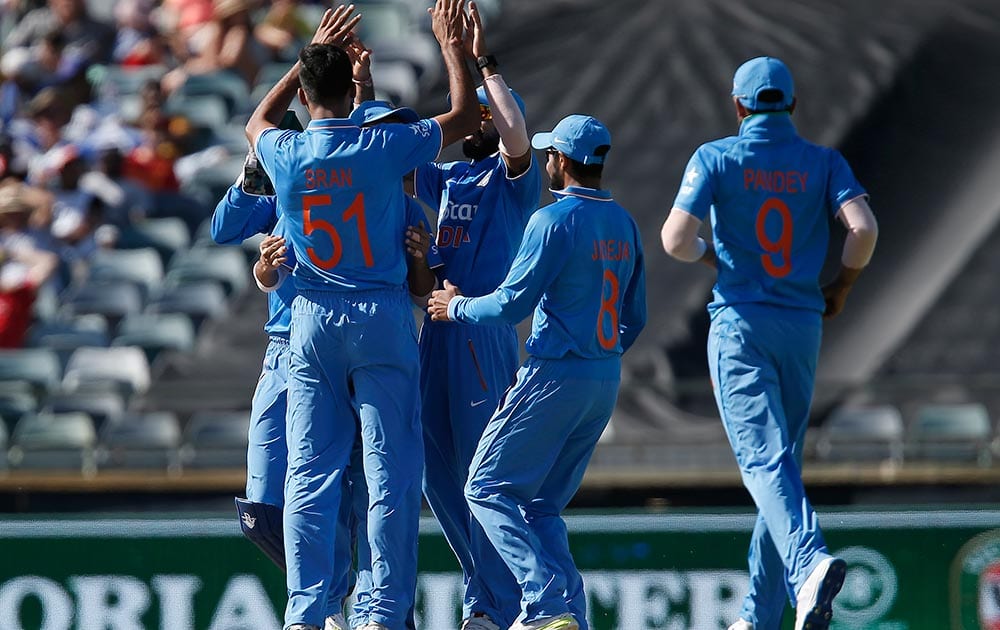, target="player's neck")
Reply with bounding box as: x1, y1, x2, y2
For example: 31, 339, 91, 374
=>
563, 174, 601, 190
308, 102, 352, 121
